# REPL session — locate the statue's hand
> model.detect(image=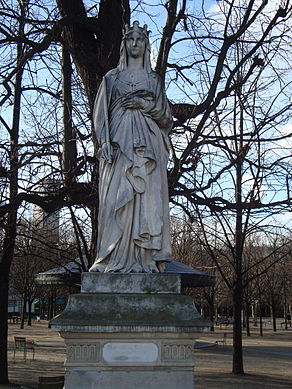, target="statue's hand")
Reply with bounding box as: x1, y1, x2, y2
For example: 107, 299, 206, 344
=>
101, 142, 113, 163
121, 96, 146, 110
